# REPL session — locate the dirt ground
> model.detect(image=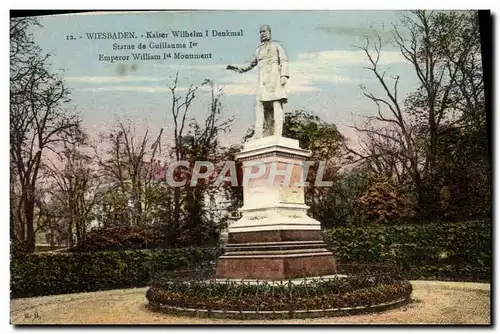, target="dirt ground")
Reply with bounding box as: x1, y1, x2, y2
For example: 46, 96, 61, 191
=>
10, 280, 491, 325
